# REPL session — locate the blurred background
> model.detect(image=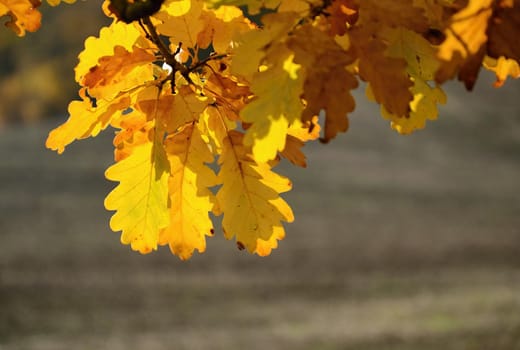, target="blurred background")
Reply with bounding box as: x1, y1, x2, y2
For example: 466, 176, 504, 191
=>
1, 2, 520, 349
